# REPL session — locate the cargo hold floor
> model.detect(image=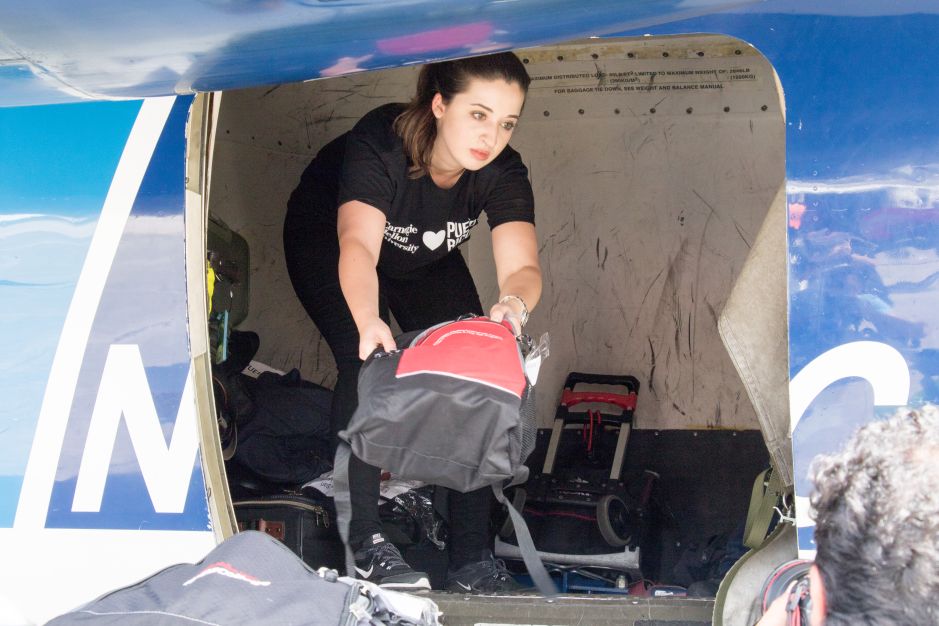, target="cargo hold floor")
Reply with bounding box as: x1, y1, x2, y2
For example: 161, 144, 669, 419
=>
428, 591, 713, 626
